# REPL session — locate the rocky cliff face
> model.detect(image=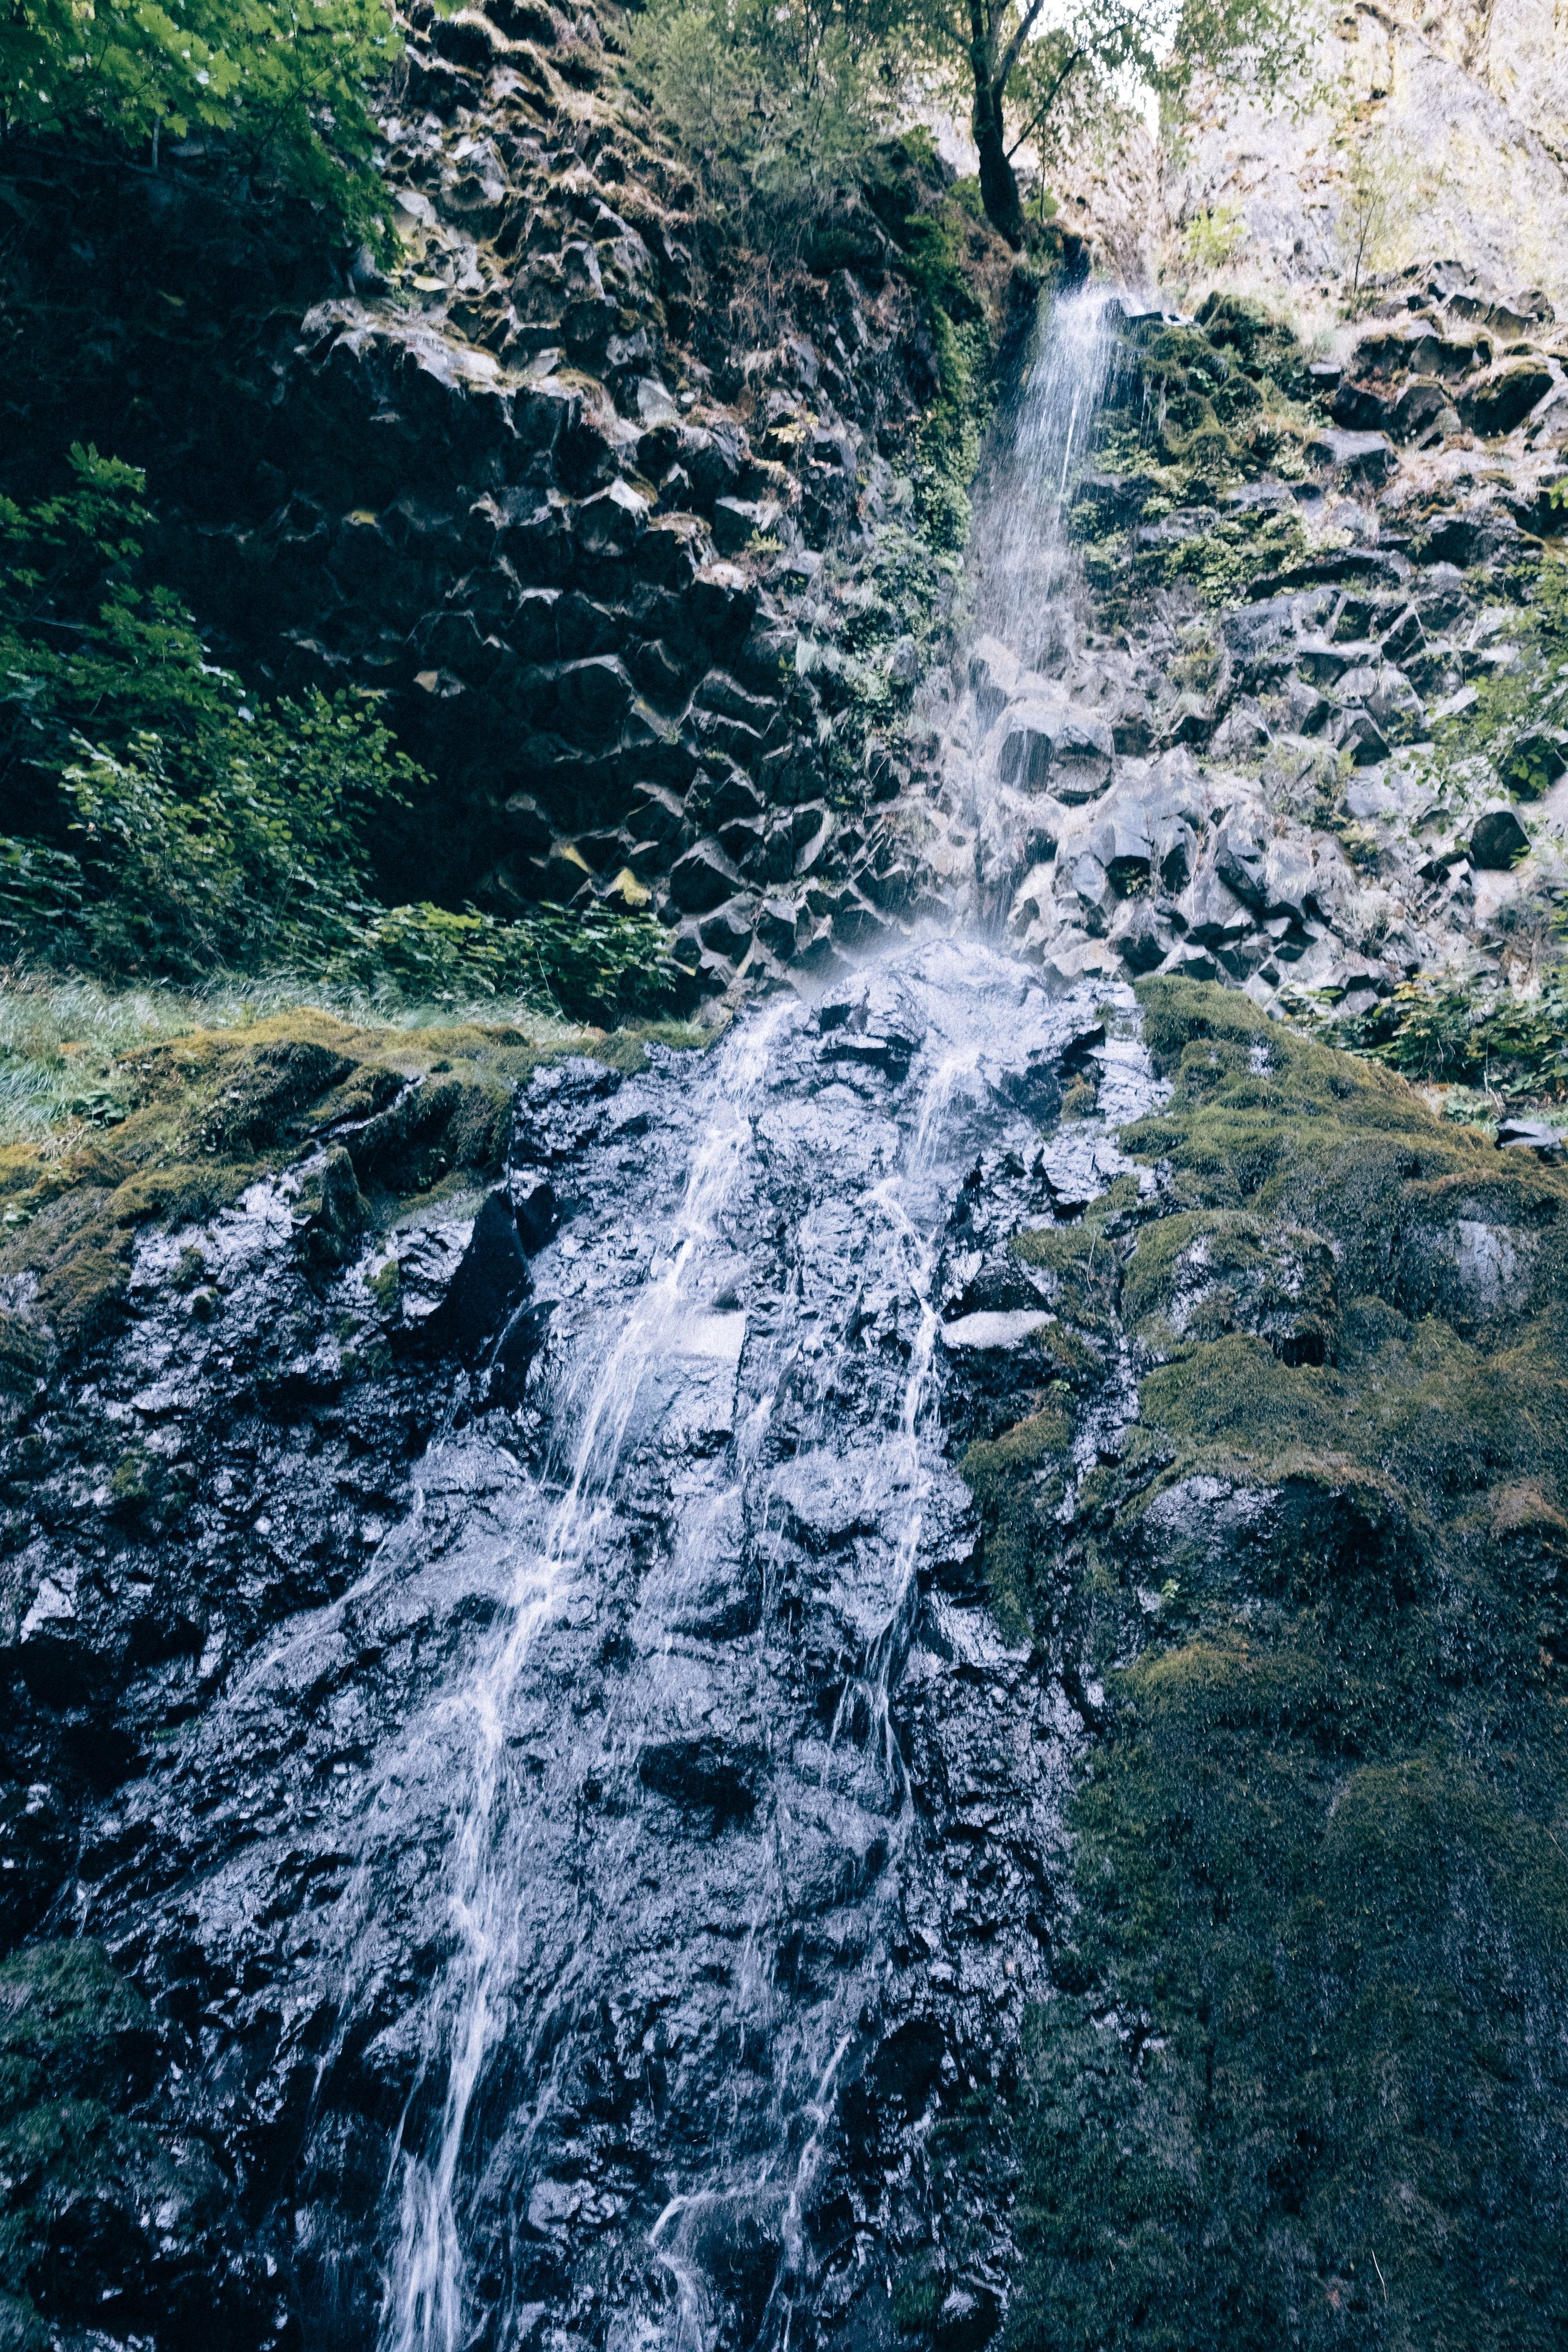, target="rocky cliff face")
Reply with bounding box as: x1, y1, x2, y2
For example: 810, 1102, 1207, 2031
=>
2, 14, 1568, 2352
0, 6, 1023, 999
1175, 0, 1568, 312
917, 273, 1567, 1027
